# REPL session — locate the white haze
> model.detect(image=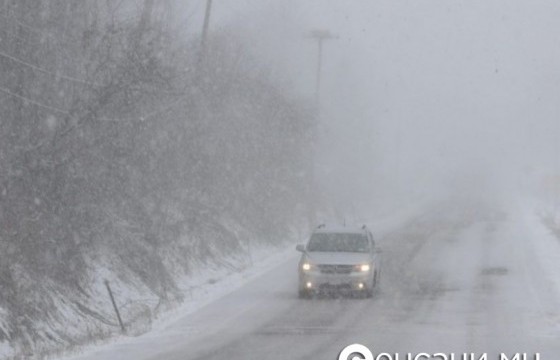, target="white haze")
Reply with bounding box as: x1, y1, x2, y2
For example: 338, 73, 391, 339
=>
194, 0, 560, 217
